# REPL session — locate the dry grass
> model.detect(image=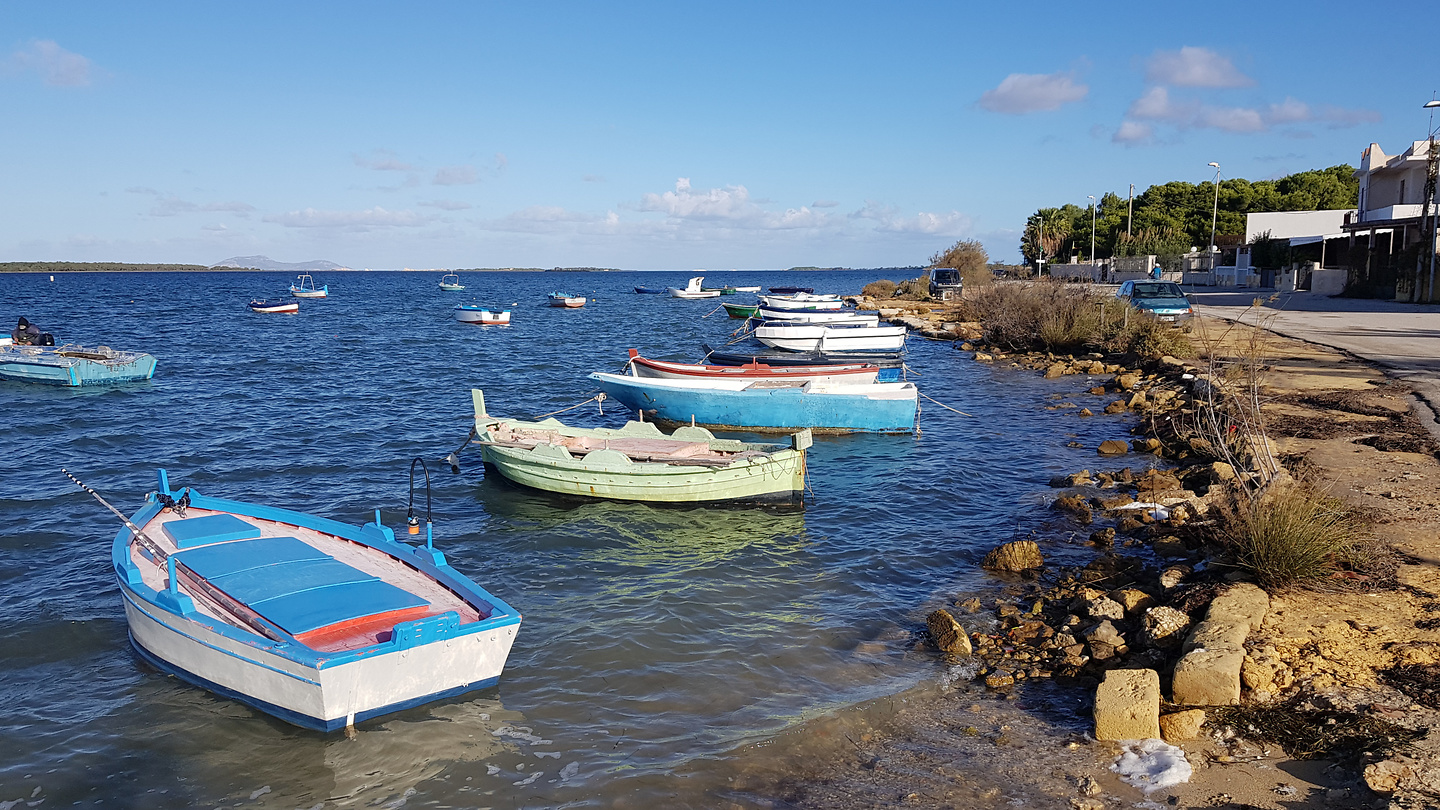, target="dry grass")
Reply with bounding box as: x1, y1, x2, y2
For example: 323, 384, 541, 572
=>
1215, 481, 1365, 588
966, 279, 1192, 356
